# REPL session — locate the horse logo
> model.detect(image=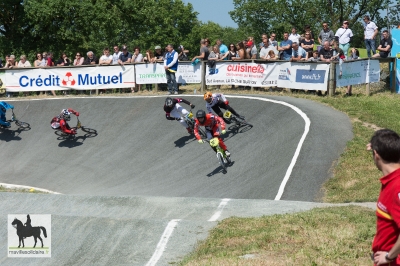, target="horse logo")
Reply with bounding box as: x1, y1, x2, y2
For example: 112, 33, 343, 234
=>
11, 214, 47, 248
